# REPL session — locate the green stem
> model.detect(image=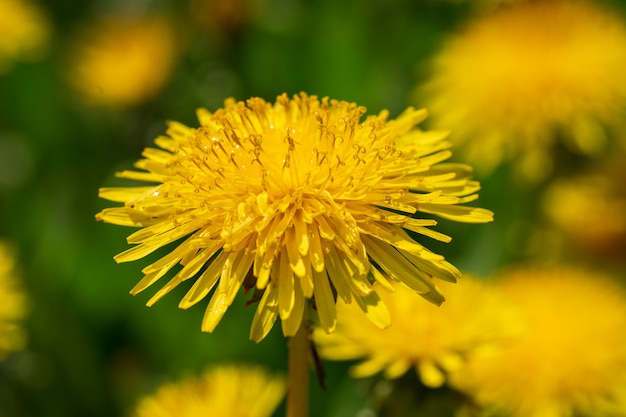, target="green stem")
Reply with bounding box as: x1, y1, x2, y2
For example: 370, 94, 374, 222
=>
286, 317, 310, 417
